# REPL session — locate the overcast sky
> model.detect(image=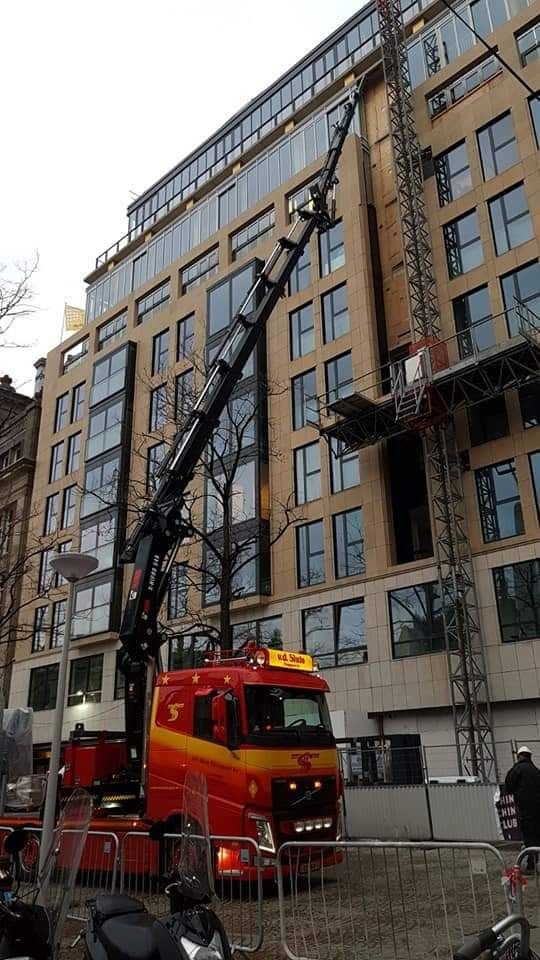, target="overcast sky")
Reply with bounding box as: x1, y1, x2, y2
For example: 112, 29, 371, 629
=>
0, 0, 363, 394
